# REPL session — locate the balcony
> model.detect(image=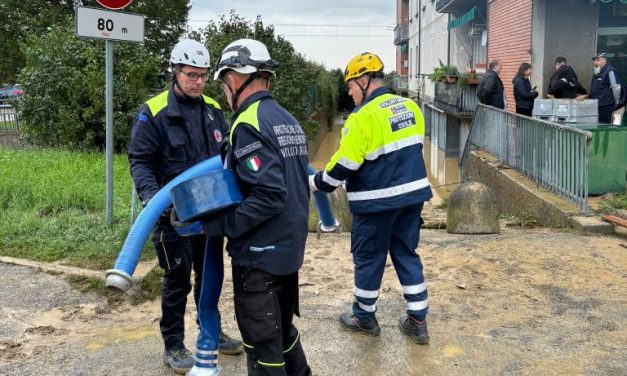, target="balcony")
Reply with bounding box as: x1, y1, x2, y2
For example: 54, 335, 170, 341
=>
386, 74, 409, 95
436, 0, 485, 14
433, 81, 478, 117
394, 23, 409, 45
